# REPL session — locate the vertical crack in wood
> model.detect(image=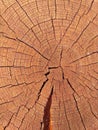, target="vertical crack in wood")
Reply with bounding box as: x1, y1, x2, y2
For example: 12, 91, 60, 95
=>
73, 94, 86, 130
37, 78, 49, 101
42, 87, 54, 130
36, 70, 50, 103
